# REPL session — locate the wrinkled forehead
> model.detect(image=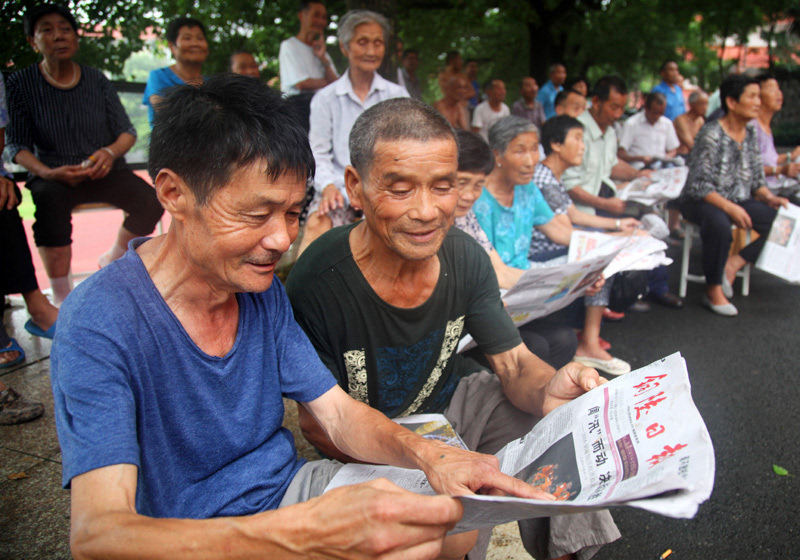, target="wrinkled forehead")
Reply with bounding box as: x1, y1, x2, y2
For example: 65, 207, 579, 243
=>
368, 137, 458, 179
